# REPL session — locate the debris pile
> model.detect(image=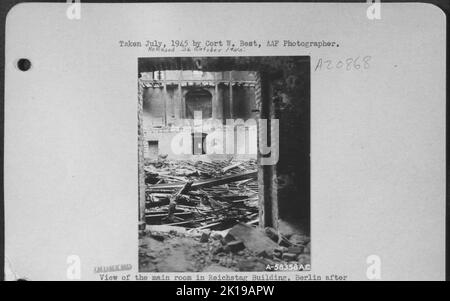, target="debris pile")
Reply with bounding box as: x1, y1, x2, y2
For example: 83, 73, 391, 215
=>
139, 223, 311, 272
144, 158, 259, 230
139, 158, 310, 272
